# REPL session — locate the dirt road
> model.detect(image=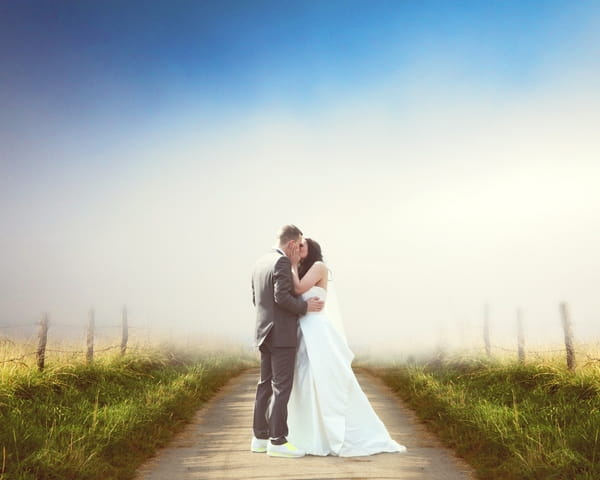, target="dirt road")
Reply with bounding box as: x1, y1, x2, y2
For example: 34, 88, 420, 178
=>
135, 369, 477, 480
